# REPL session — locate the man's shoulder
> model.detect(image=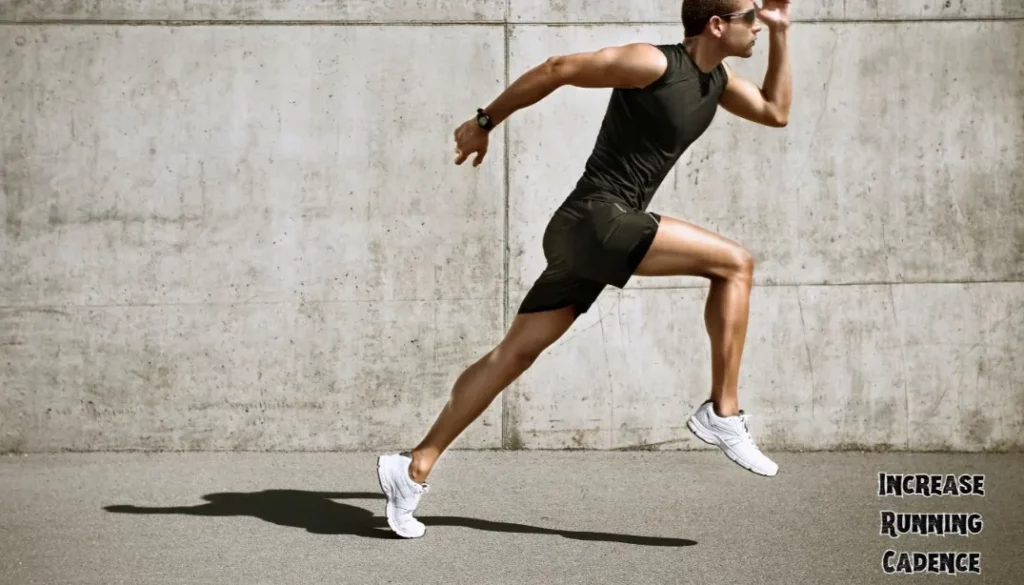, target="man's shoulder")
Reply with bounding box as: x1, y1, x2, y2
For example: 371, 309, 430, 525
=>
648, 42, 683, 58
